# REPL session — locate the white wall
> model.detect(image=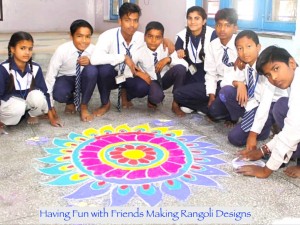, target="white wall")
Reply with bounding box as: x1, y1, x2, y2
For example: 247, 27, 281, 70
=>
95, 0, 187, 40
1, 0, 96, 32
